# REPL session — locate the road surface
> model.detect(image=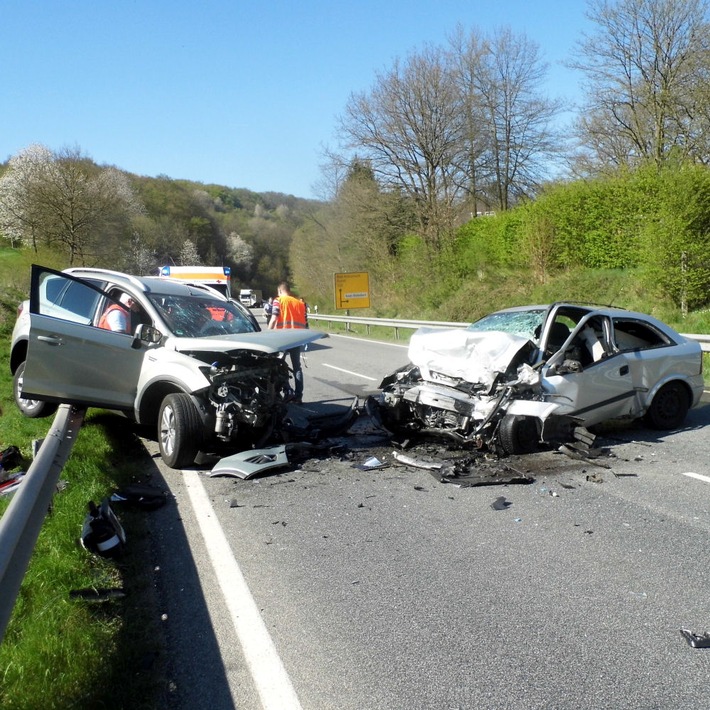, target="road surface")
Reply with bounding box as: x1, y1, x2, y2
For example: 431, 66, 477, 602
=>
142, 333, 710, 710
